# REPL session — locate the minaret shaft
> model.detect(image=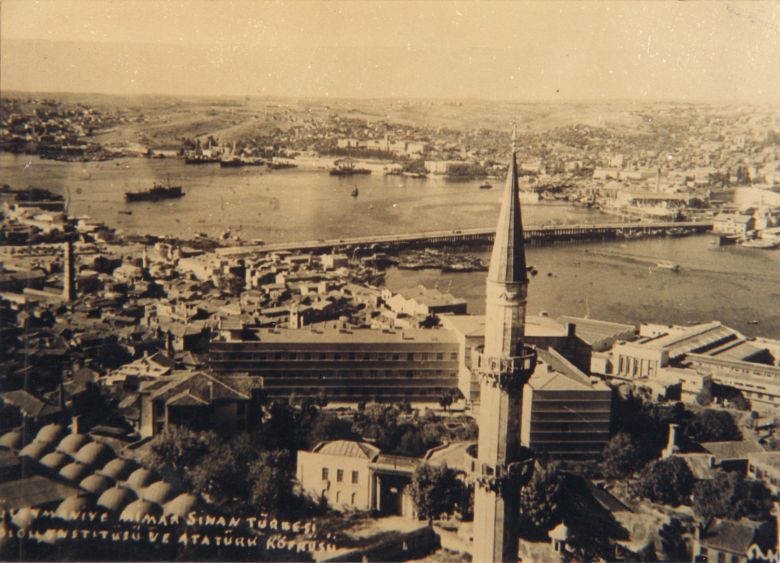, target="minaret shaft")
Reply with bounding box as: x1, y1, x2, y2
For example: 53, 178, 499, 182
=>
472, 129, 536, 563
